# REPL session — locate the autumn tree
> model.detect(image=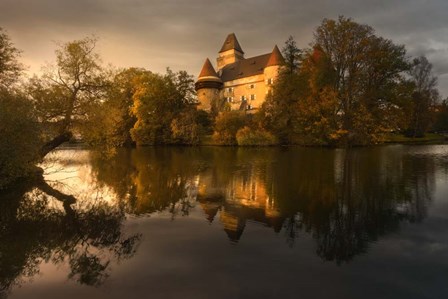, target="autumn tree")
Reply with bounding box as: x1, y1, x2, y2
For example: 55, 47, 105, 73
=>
212, 111, 247, 145
130, 69, 199, 145
282, 36, 302, 75
0, 28, 23, 89
312, 16, 410, 145
0, 28, 42, 189
261, 37, 303, 144
80, 67, 151, 152
433, 99, 448, 132
405, 56, 439, 137
28, 36, 108, 157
